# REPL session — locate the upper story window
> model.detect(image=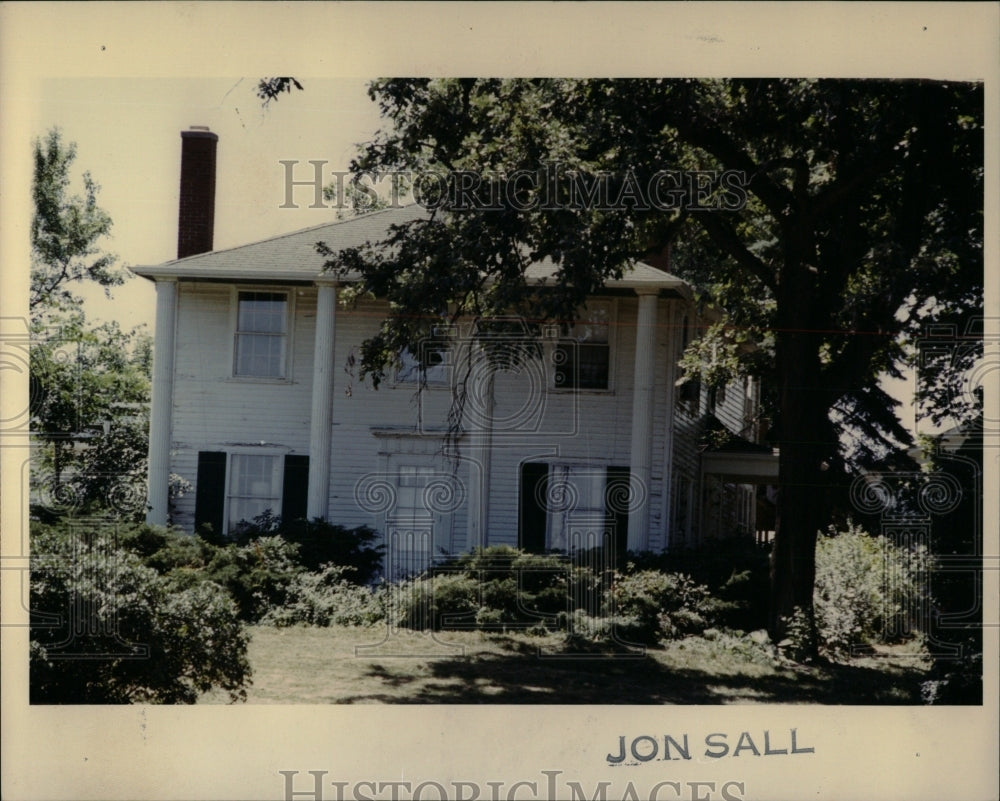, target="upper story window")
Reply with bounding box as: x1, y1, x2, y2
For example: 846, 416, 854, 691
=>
234, 291, 288, 379
554, 301, 612, 390
396, 343, 450, 385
